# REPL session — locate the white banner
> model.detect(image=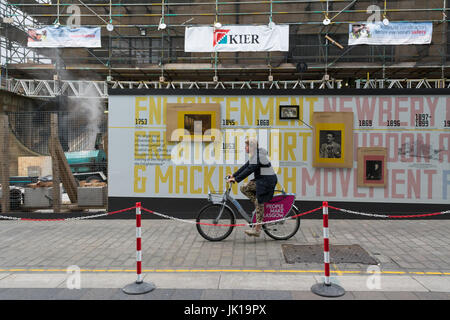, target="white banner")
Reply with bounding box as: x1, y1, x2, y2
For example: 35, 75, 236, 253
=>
185, 25, 289, 52
349, 22, 432, 45
27, 26, 101, 48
